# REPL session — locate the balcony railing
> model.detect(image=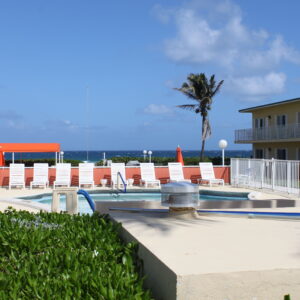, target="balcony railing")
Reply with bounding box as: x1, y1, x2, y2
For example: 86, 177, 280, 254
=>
235, 124, 300, 143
